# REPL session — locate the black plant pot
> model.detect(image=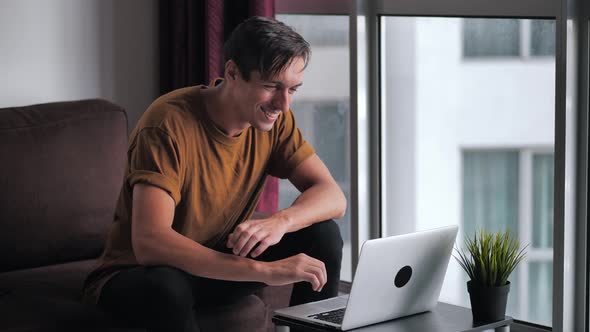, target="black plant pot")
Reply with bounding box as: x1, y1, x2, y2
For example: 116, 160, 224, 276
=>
467, 280, 510, 323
